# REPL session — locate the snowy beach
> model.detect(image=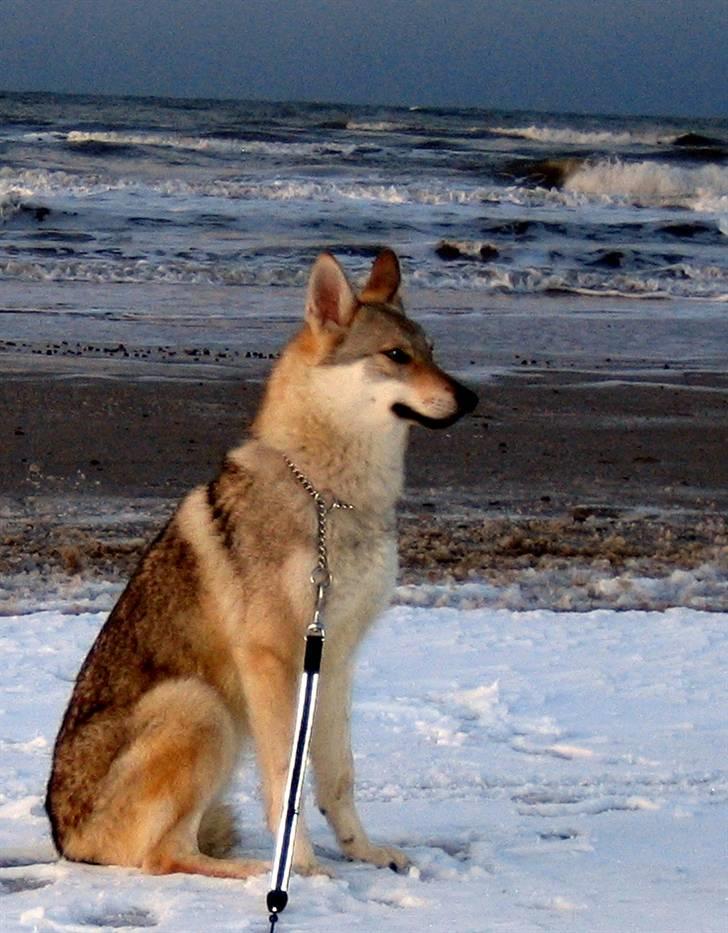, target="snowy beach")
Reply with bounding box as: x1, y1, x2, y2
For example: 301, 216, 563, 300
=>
2, 93, 728, 930
2, 604, 726, 931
